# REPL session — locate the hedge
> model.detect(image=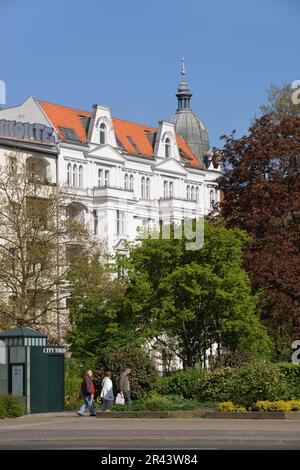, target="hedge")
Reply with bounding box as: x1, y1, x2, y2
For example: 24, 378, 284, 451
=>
154, 368, 204, 399
278, 363, 300, 399
0, 395, 26, 419
94, 346, 158, 400
112, 393, 198, 412
173, 362, 300, 407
